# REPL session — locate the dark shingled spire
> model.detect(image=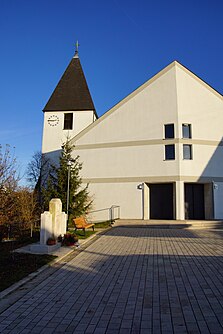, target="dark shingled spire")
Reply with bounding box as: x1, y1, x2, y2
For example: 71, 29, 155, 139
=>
43, 52, 96, 113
